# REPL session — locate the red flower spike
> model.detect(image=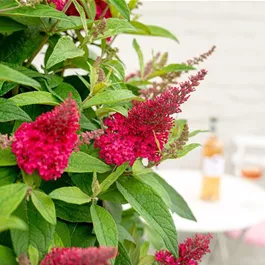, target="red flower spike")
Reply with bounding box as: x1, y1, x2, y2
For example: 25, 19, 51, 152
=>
95, 70, 207, 166
12, 97, 80, 181
40, 247, 117, 265
155, 233, 213, 265
49, 0, 111, 19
